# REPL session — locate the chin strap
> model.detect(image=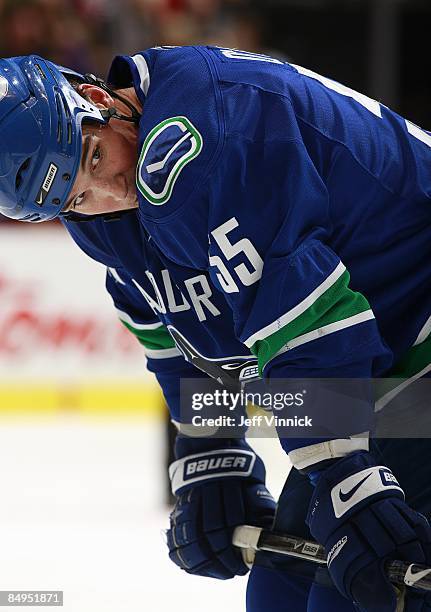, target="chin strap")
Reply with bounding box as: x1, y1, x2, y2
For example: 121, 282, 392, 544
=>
84, 73, 141, 125
61, 207, 138, 224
